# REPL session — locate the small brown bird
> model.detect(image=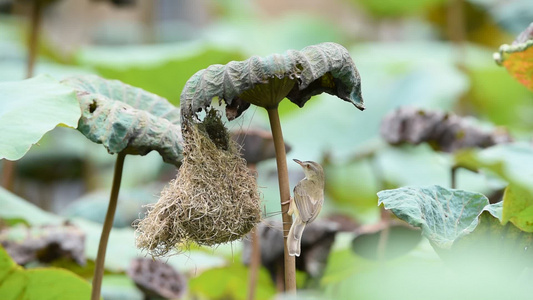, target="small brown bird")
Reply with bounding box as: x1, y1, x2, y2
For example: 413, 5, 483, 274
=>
287, 159, 325, 257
